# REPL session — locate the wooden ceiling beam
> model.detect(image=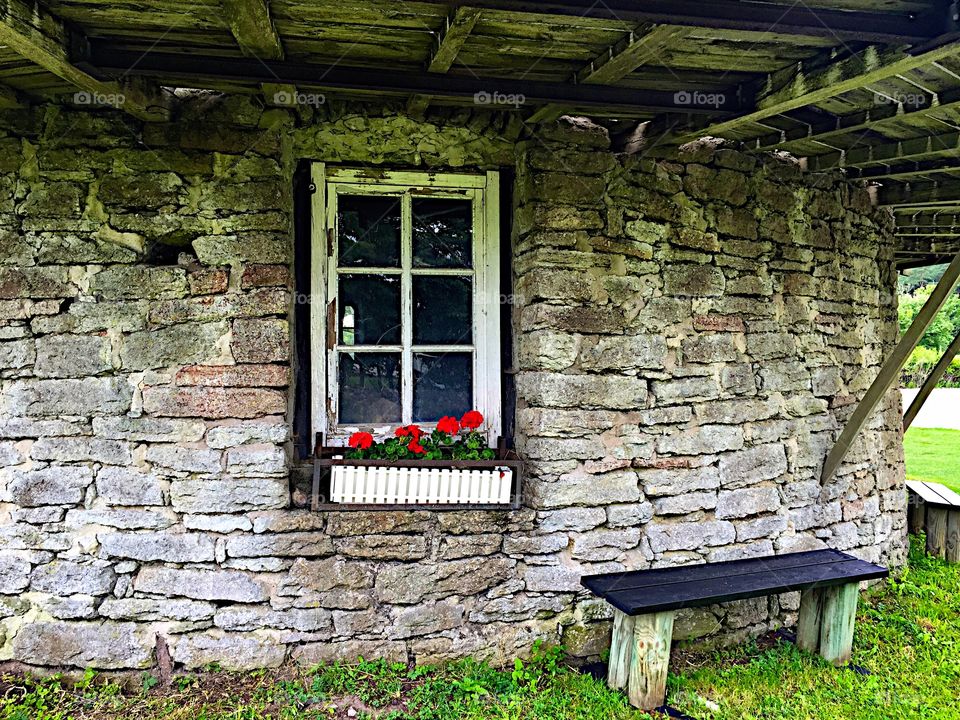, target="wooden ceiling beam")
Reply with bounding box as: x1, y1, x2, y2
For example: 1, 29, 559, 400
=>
848, 159, 960, 182
223, 0, 283, 60
669, 39, 960, 143
446, 0, 942, 44
806, 129, 960, 173
409, 6, 482, 116
528, 24, 693, 124
878, 179, 960, 207
0, 0, 166, 121
81, 44, 744, 116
